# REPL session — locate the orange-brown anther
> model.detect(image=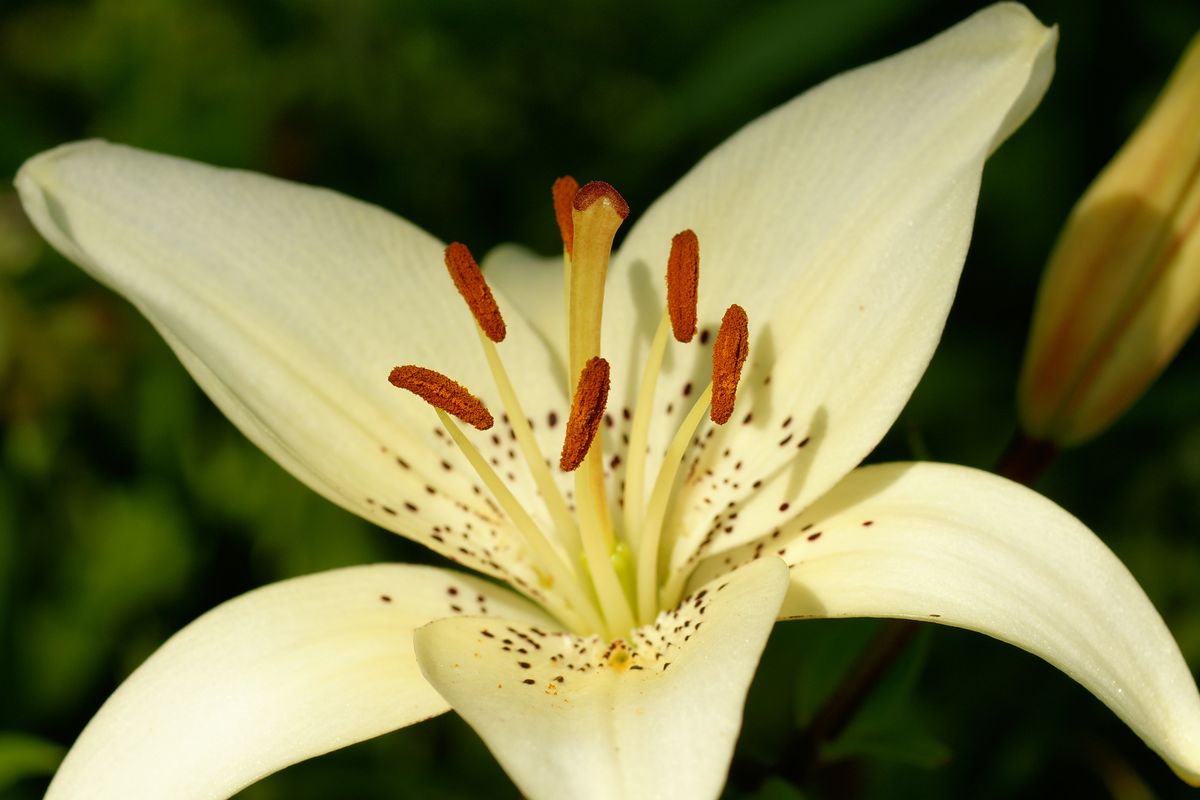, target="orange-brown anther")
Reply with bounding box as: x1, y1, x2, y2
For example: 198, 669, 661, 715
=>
711, 304, 749, 425
560, 356, 611, 472
388, 365, 494, 430
444, 242, 507, 343
552, 176, 579, 258
573, 180, 630, 219
667, 229, 700, 343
